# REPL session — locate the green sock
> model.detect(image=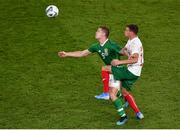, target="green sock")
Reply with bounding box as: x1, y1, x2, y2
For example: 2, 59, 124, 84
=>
113, 98, 126, 117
